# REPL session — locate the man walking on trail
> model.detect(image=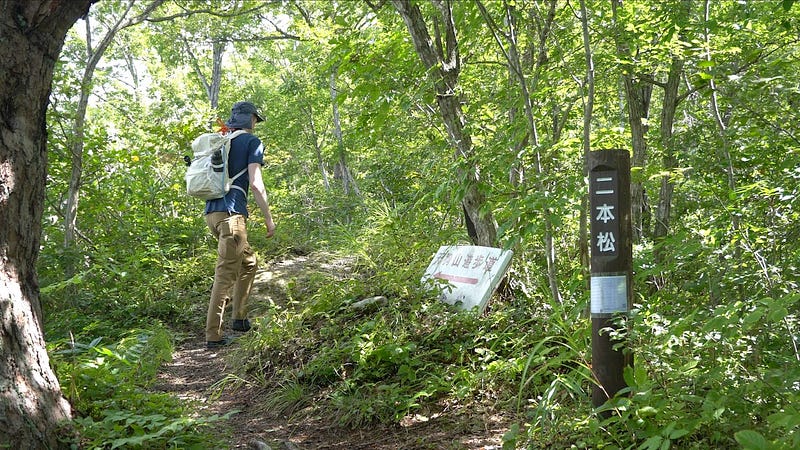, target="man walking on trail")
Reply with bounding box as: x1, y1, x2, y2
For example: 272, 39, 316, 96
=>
205, 101, 276, 349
